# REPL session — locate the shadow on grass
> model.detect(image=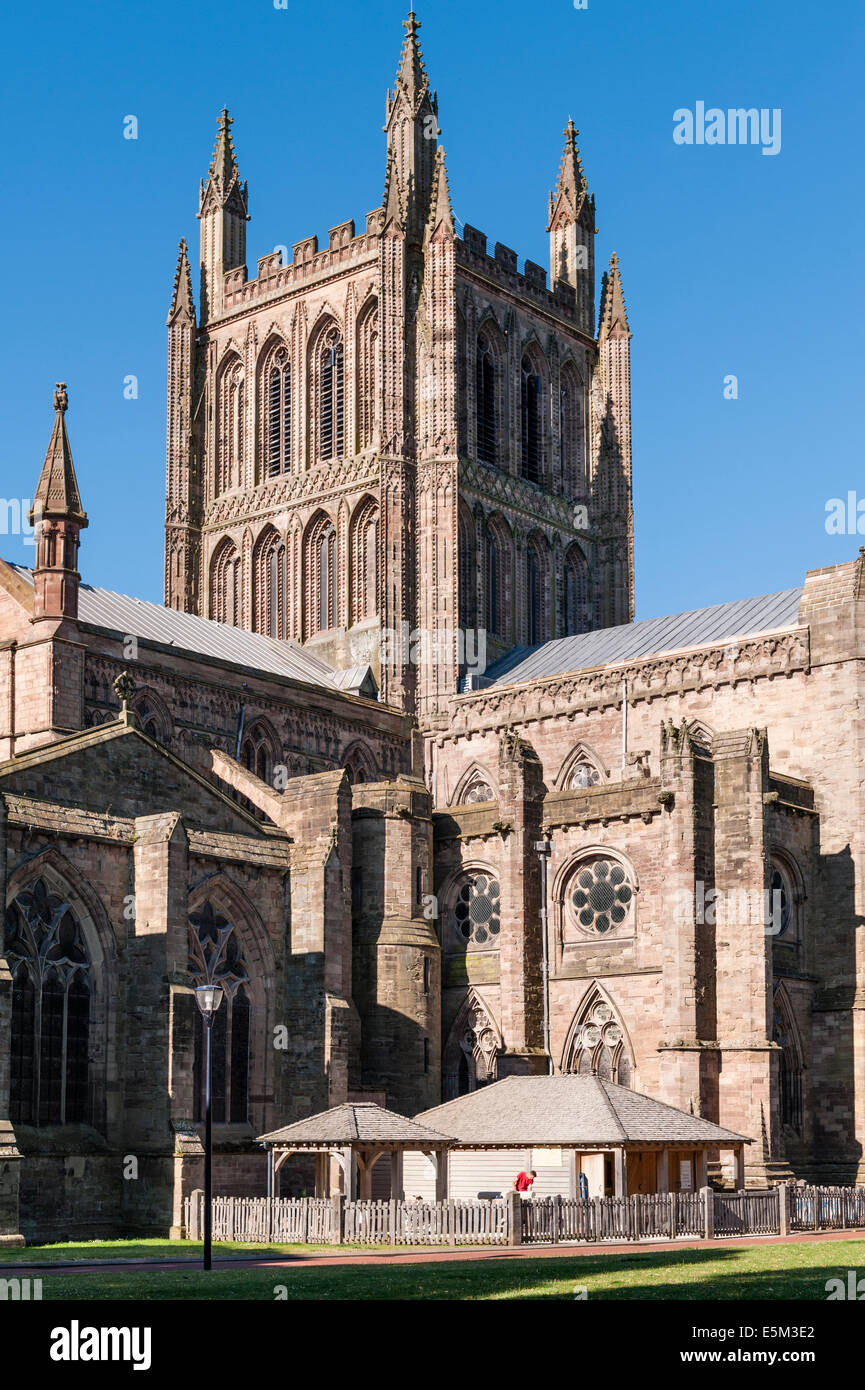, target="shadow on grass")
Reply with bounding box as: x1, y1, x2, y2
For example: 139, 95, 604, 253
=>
21, 1238, 865, 1301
